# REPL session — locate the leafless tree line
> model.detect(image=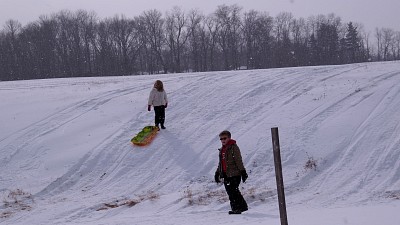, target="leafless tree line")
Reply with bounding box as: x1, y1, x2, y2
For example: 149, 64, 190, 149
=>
0, 5, 399, 81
